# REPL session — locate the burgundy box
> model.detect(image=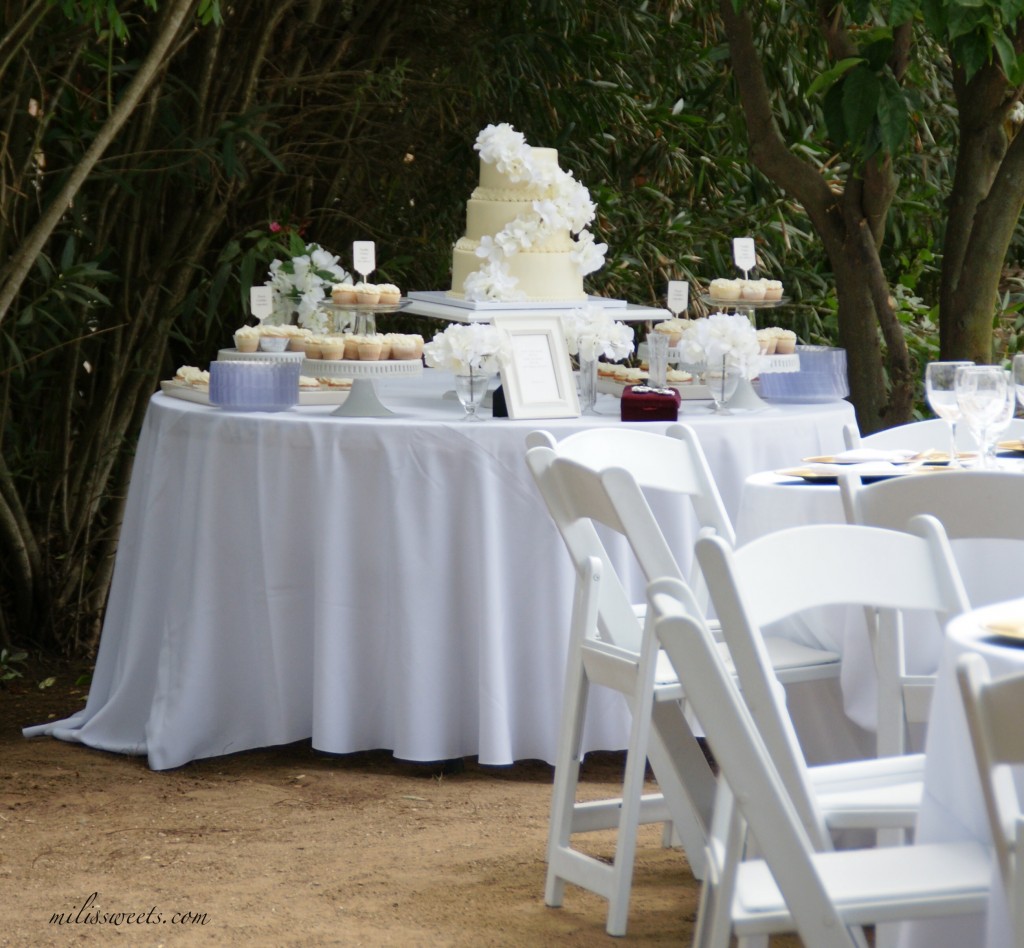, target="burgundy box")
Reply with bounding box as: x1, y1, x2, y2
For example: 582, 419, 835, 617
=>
620, 384, 681, 422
